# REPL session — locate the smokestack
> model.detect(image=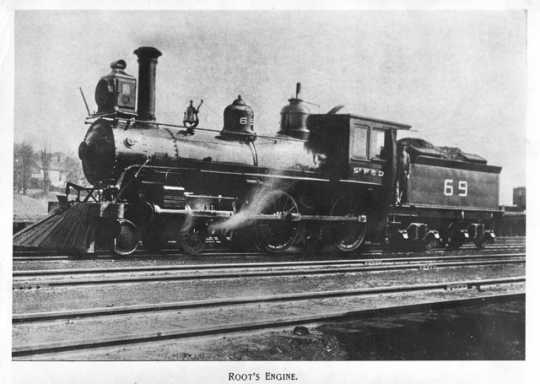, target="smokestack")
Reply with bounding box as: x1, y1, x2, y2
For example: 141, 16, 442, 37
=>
134, 46, 162, 121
